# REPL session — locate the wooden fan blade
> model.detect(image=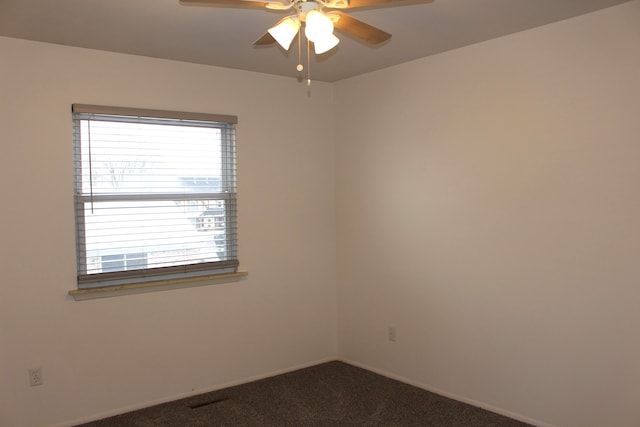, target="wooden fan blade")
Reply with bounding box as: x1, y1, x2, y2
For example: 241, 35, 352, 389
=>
254, 32, 276, 45
180, 0, 273, 8
331, 11, 391, 44
336, 0, 433, 9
